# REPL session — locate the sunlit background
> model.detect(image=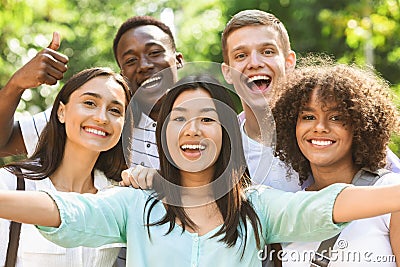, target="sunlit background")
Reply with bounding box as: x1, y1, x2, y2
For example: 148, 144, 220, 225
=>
1, 0, 399, 164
